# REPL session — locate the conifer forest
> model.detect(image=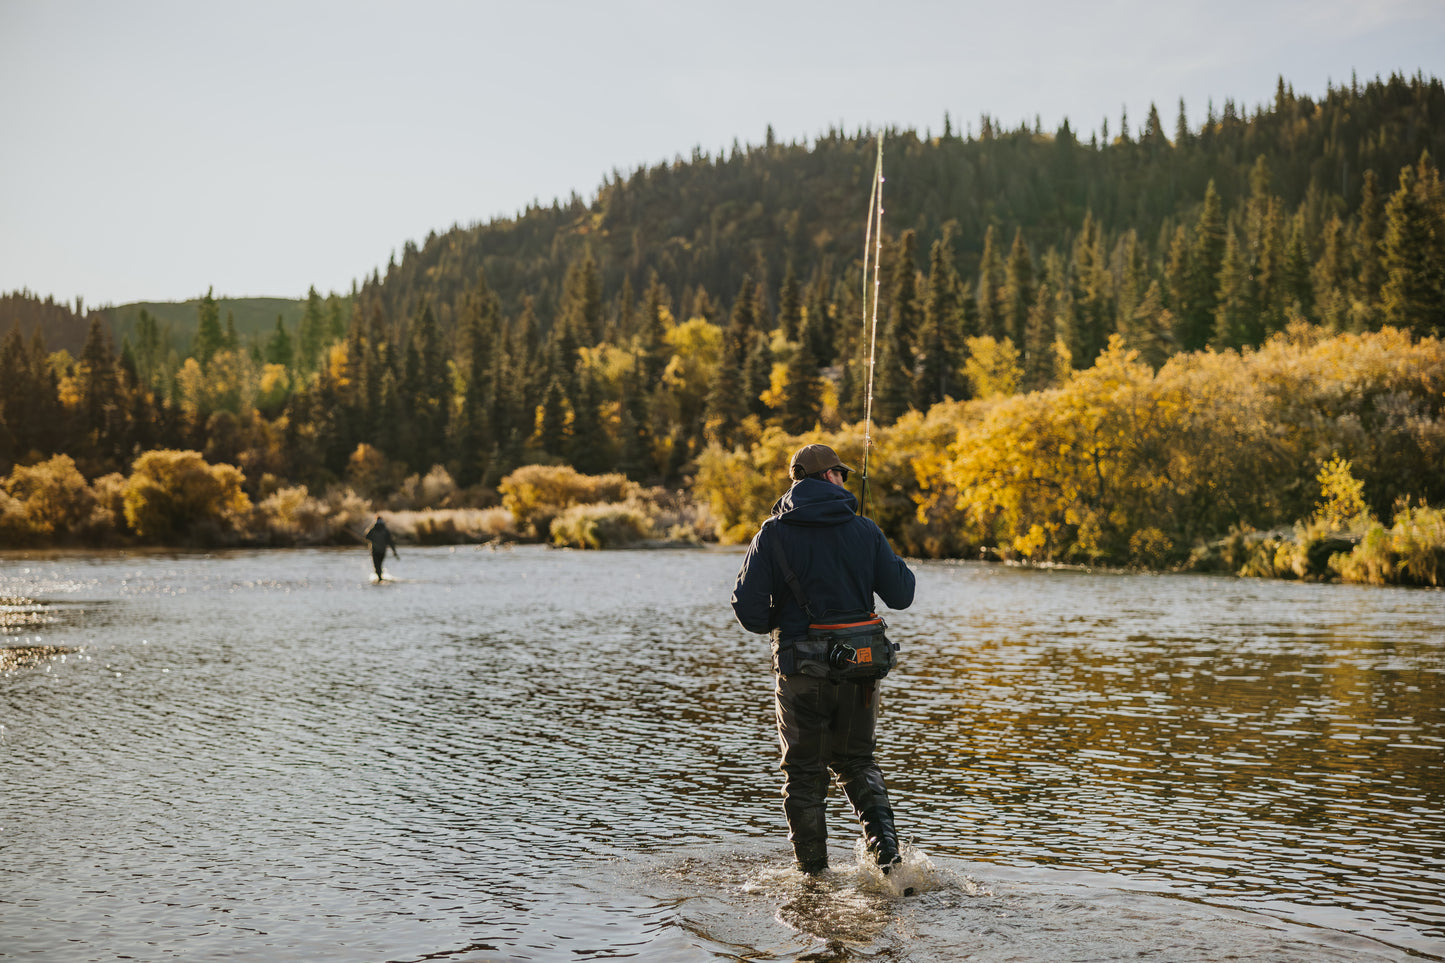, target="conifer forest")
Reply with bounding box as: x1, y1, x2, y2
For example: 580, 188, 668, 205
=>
2, 73, 1444, 583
